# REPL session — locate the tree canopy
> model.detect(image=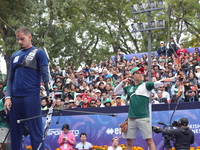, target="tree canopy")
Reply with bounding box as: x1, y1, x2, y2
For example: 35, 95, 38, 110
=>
0, 0, 200, 74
